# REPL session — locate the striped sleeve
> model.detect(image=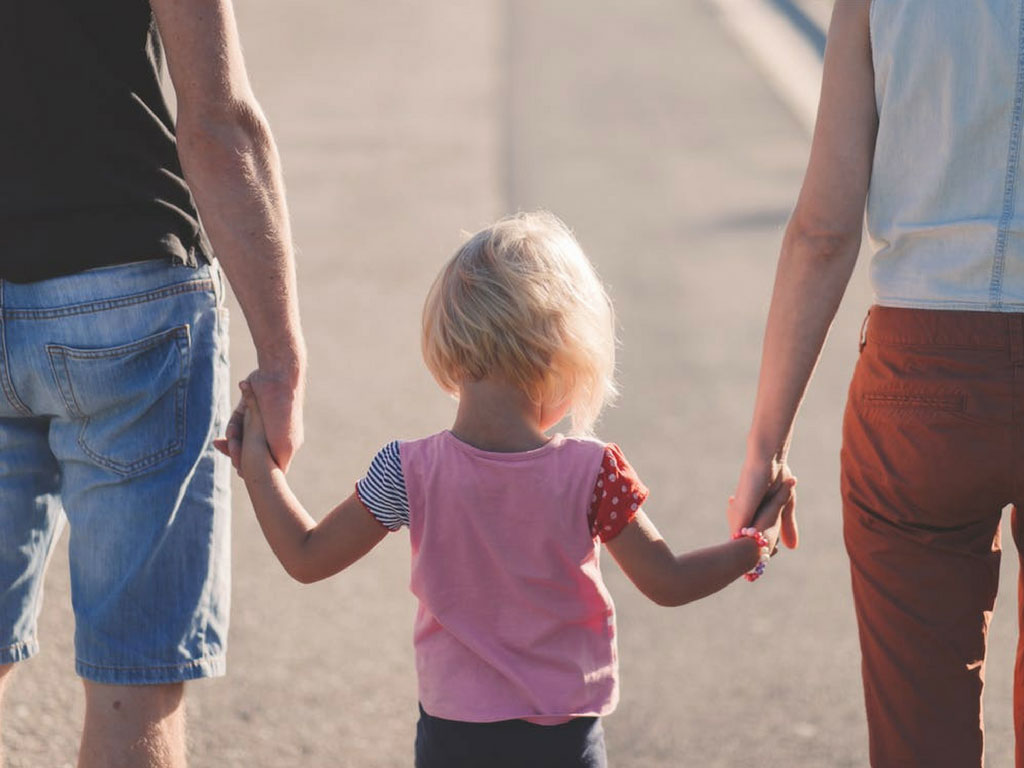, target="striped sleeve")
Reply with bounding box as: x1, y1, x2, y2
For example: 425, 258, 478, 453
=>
355, 441, 410, 531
